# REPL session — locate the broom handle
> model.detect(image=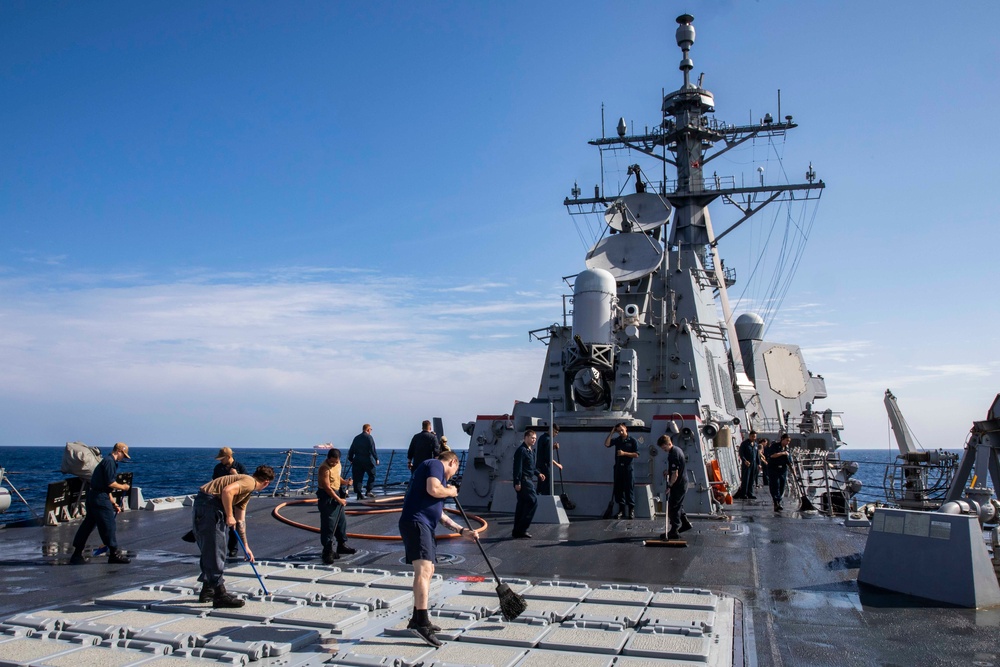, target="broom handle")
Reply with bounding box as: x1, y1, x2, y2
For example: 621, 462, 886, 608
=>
555, 444, 567, 493
233, 531, 270, 596
453, 496, 504, 586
